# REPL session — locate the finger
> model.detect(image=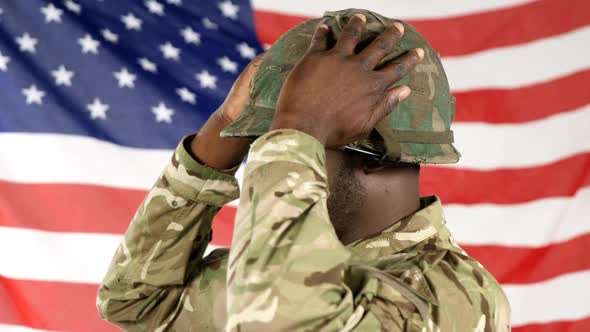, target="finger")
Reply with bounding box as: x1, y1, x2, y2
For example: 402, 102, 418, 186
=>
367, 86, 411, 128
308, 24, 330, 53
358, 23, 404, 71
377, 48, 424, 84
334, 13, 366, 54
381, 48, 424, 79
